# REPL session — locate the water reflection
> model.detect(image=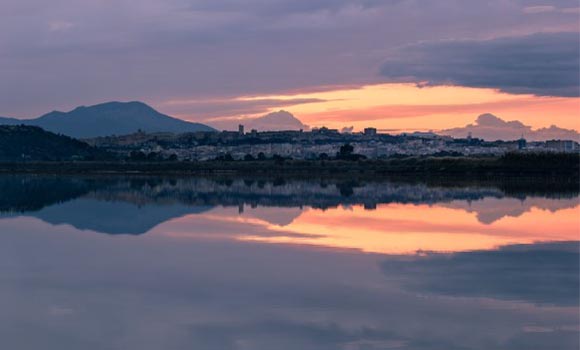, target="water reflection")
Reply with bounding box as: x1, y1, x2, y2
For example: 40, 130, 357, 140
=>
0, 175, 578, 350
0, 175, 577, 235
